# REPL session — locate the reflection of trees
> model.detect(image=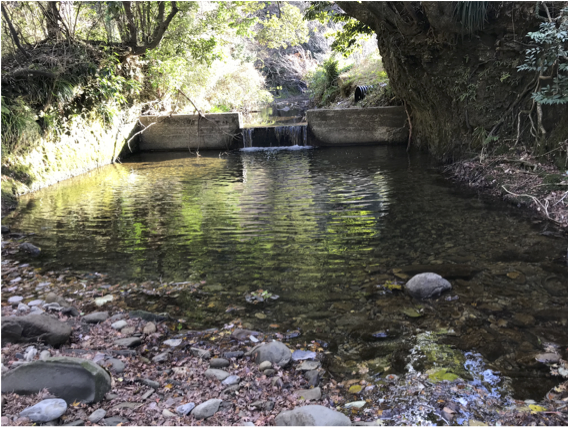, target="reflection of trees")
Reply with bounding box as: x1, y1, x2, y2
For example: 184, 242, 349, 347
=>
11, 149, 393, 298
